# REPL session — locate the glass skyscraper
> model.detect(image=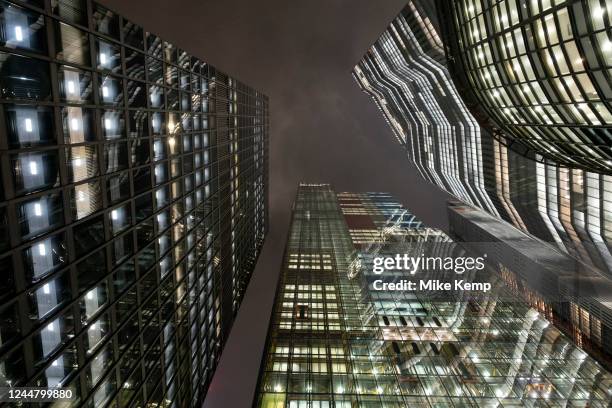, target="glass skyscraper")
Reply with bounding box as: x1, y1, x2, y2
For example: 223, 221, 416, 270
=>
353, 0, 612, 276
0, 0, 268, 406
254, 184, 611, 408
437, 0, 612, 172
447, 199, 612, 368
